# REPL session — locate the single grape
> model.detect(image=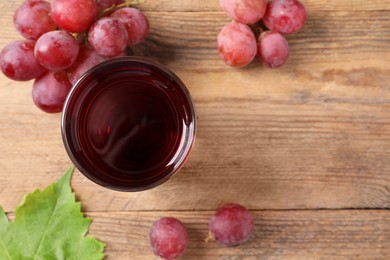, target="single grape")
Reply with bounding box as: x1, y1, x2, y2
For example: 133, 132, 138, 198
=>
32, 70, 72, 113
14, 0, 57, 40
263, 0, 307, 34
51, 0, 97, 32
149, 217, 189, 260
217, 22, 257, 67
88, 17, 128, 58
110, 7, 150, 46
0, 40, 46, 81
209, 203, 254, 246
257, 31, 289, 68
34, 30, 79, 71
96, 0, 125, 14
67, 45, 107, 85
220, 0, 267, 25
